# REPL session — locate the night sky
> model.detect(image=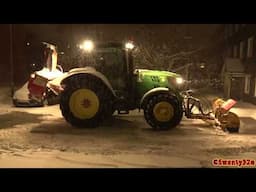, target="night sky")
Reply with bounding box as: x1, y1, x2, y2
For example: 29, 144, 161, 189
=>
19, 24, 220, 49
0, 24, 221, 85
